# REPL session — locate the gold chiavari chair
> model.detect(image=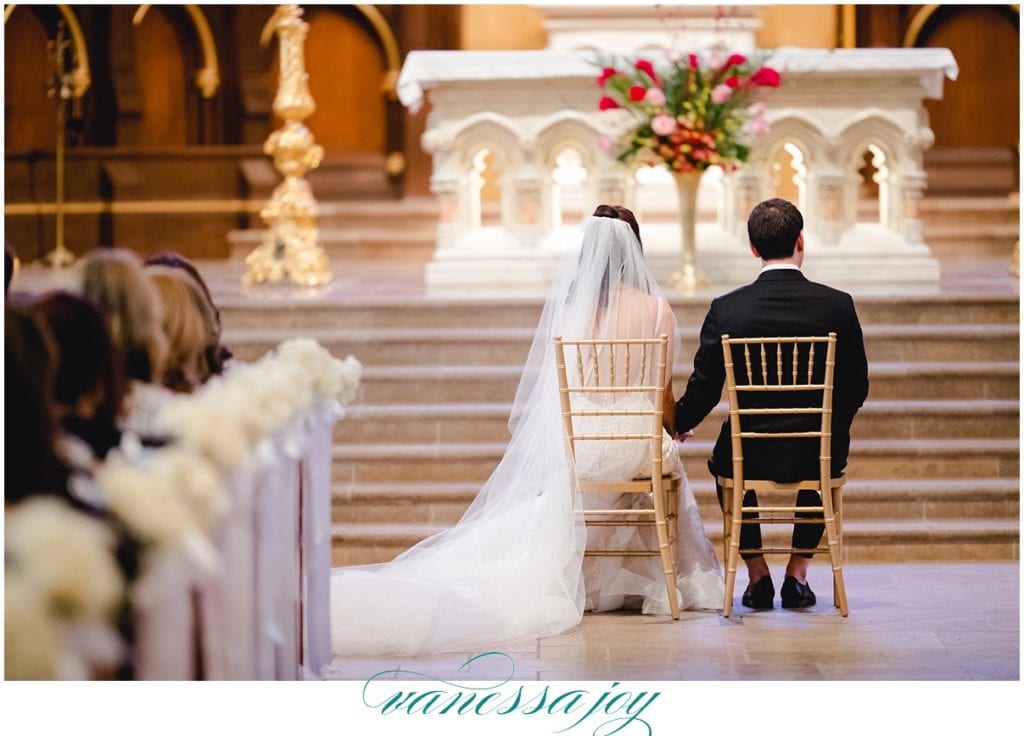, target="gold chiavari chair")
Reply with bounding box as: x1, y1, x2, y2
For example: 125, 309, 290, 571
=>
554, 334, 681, 620
718, 333, 848, 618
